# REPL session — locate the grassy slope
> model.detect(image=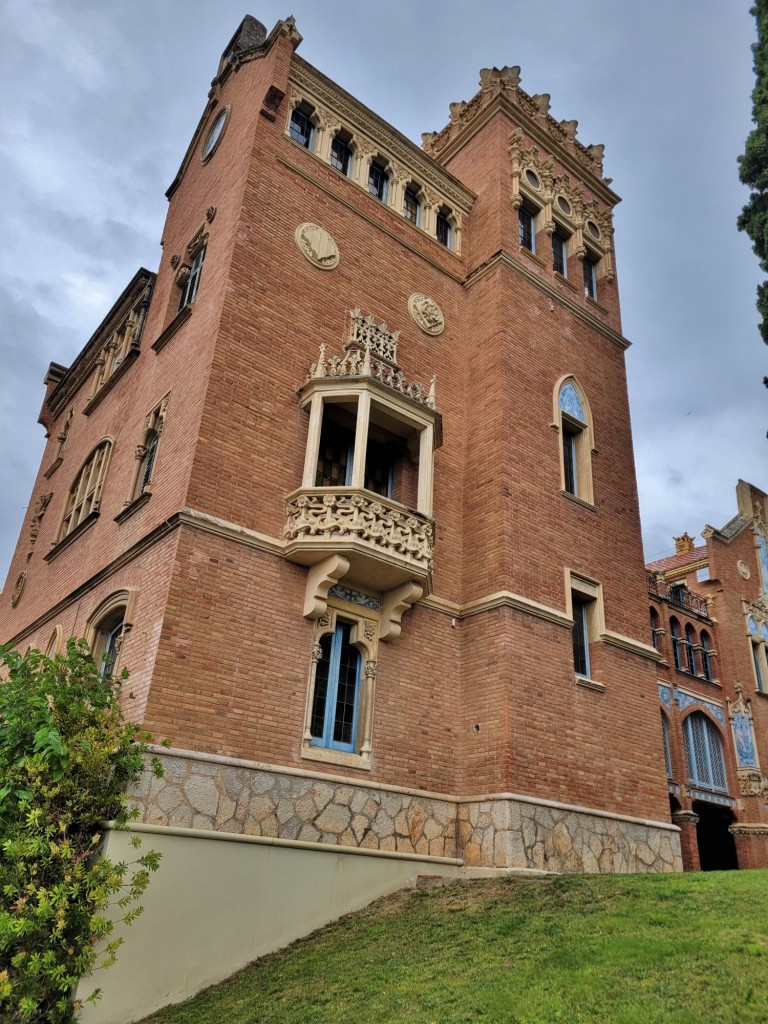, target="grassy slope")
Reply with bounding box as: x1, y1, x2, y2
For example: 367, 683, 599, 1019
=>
140, 871, 768, 1024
